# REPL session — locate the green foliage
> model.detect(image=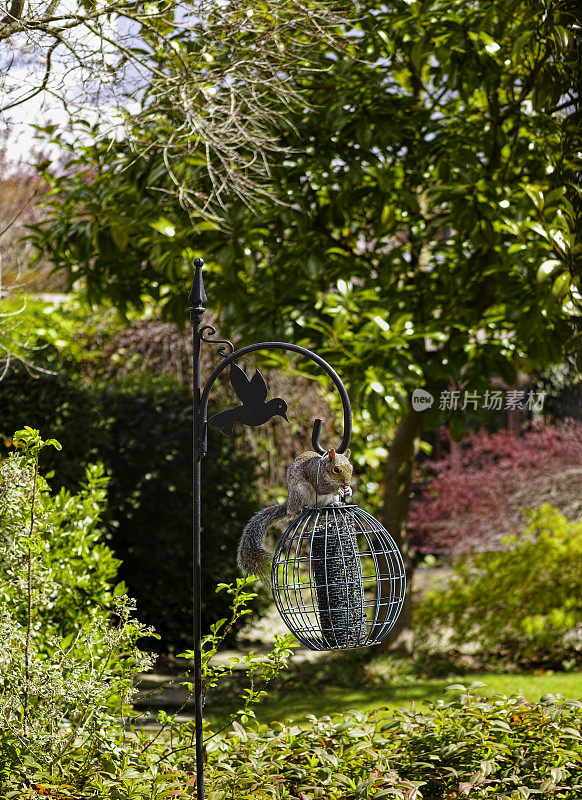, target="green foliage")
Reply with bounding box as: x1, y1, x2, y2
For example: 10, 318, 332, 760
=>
0, 451, 299, 797
385, 686, 582, 799
28, 140, 199, 321
0, 430, 153, 790
172, 578, 298, 733
184, 685, 582, 799
15, 688, 581, 799
200, 711, 420, 799
7, 428, 124, 641
417, 506, 582, 664
29, 0, 581, 436
0, 370, 261, 652
13, 424, 62, 457
0, 295, 125, 381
